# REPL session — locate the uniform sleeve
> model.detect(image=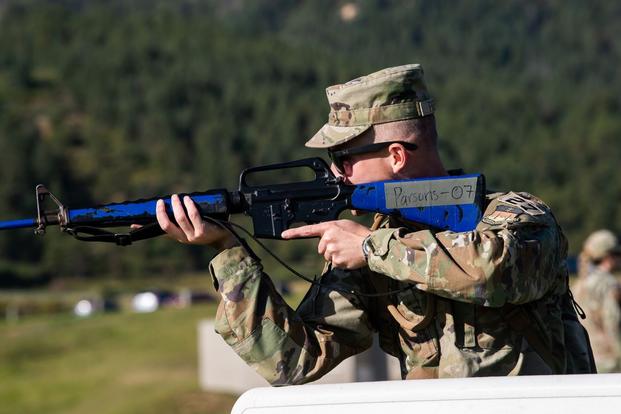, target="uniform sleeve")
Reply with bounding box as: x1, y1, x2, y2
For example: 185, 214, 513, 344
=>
209, 245, 374, 385
599, 280, 621, 356
366, 192, 568, 307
